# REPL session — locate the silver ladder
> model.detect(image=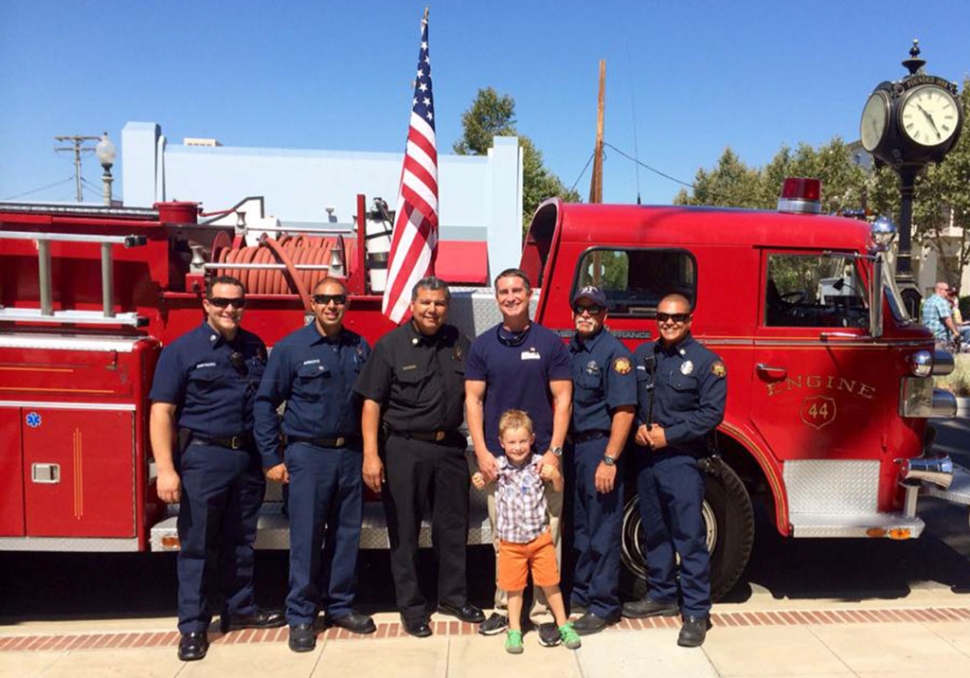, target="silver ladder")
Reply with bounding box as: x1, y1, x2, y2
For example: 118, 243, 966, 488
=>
0, 230, 148, 327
